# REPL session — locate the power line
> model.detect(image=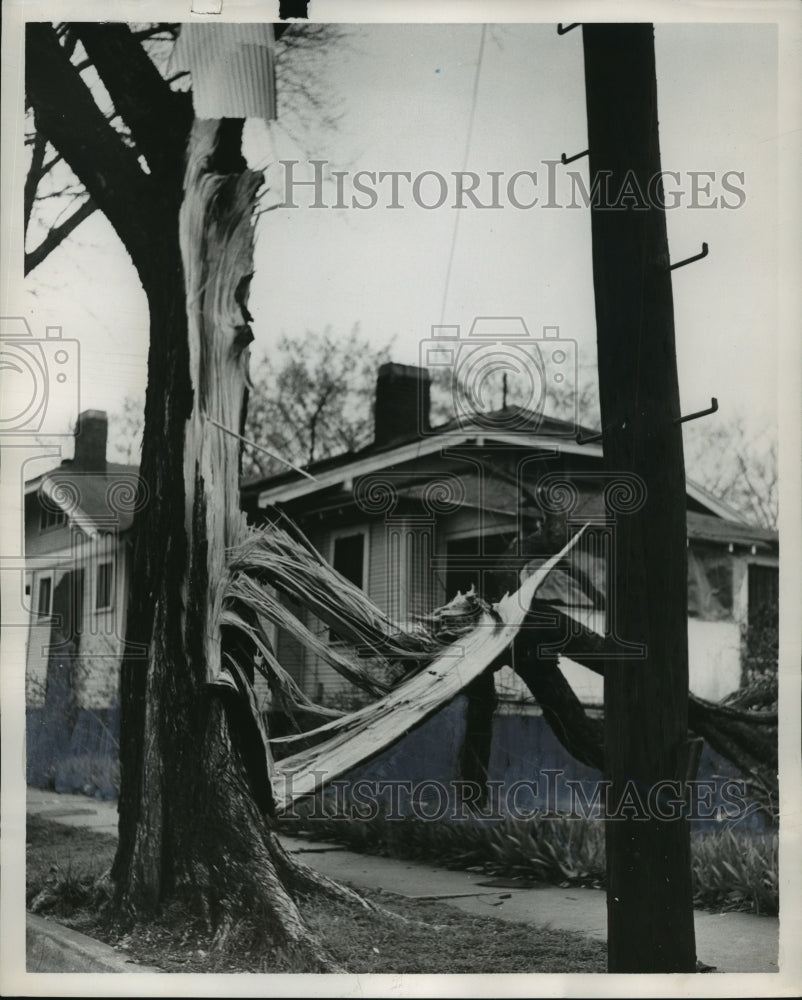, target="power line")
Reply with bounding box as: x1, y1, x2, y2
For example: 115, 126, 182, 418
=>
438, 24, 487, 327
